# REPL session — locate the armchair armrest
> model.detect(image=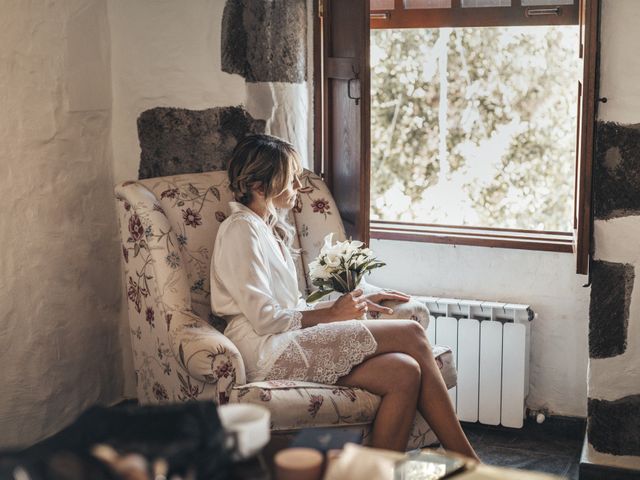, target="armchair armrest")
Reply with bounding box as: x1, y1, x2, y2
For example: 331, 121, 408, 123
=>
168, 310, 246, 403
371, 298, 431, 330
362, 280, 430, 329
